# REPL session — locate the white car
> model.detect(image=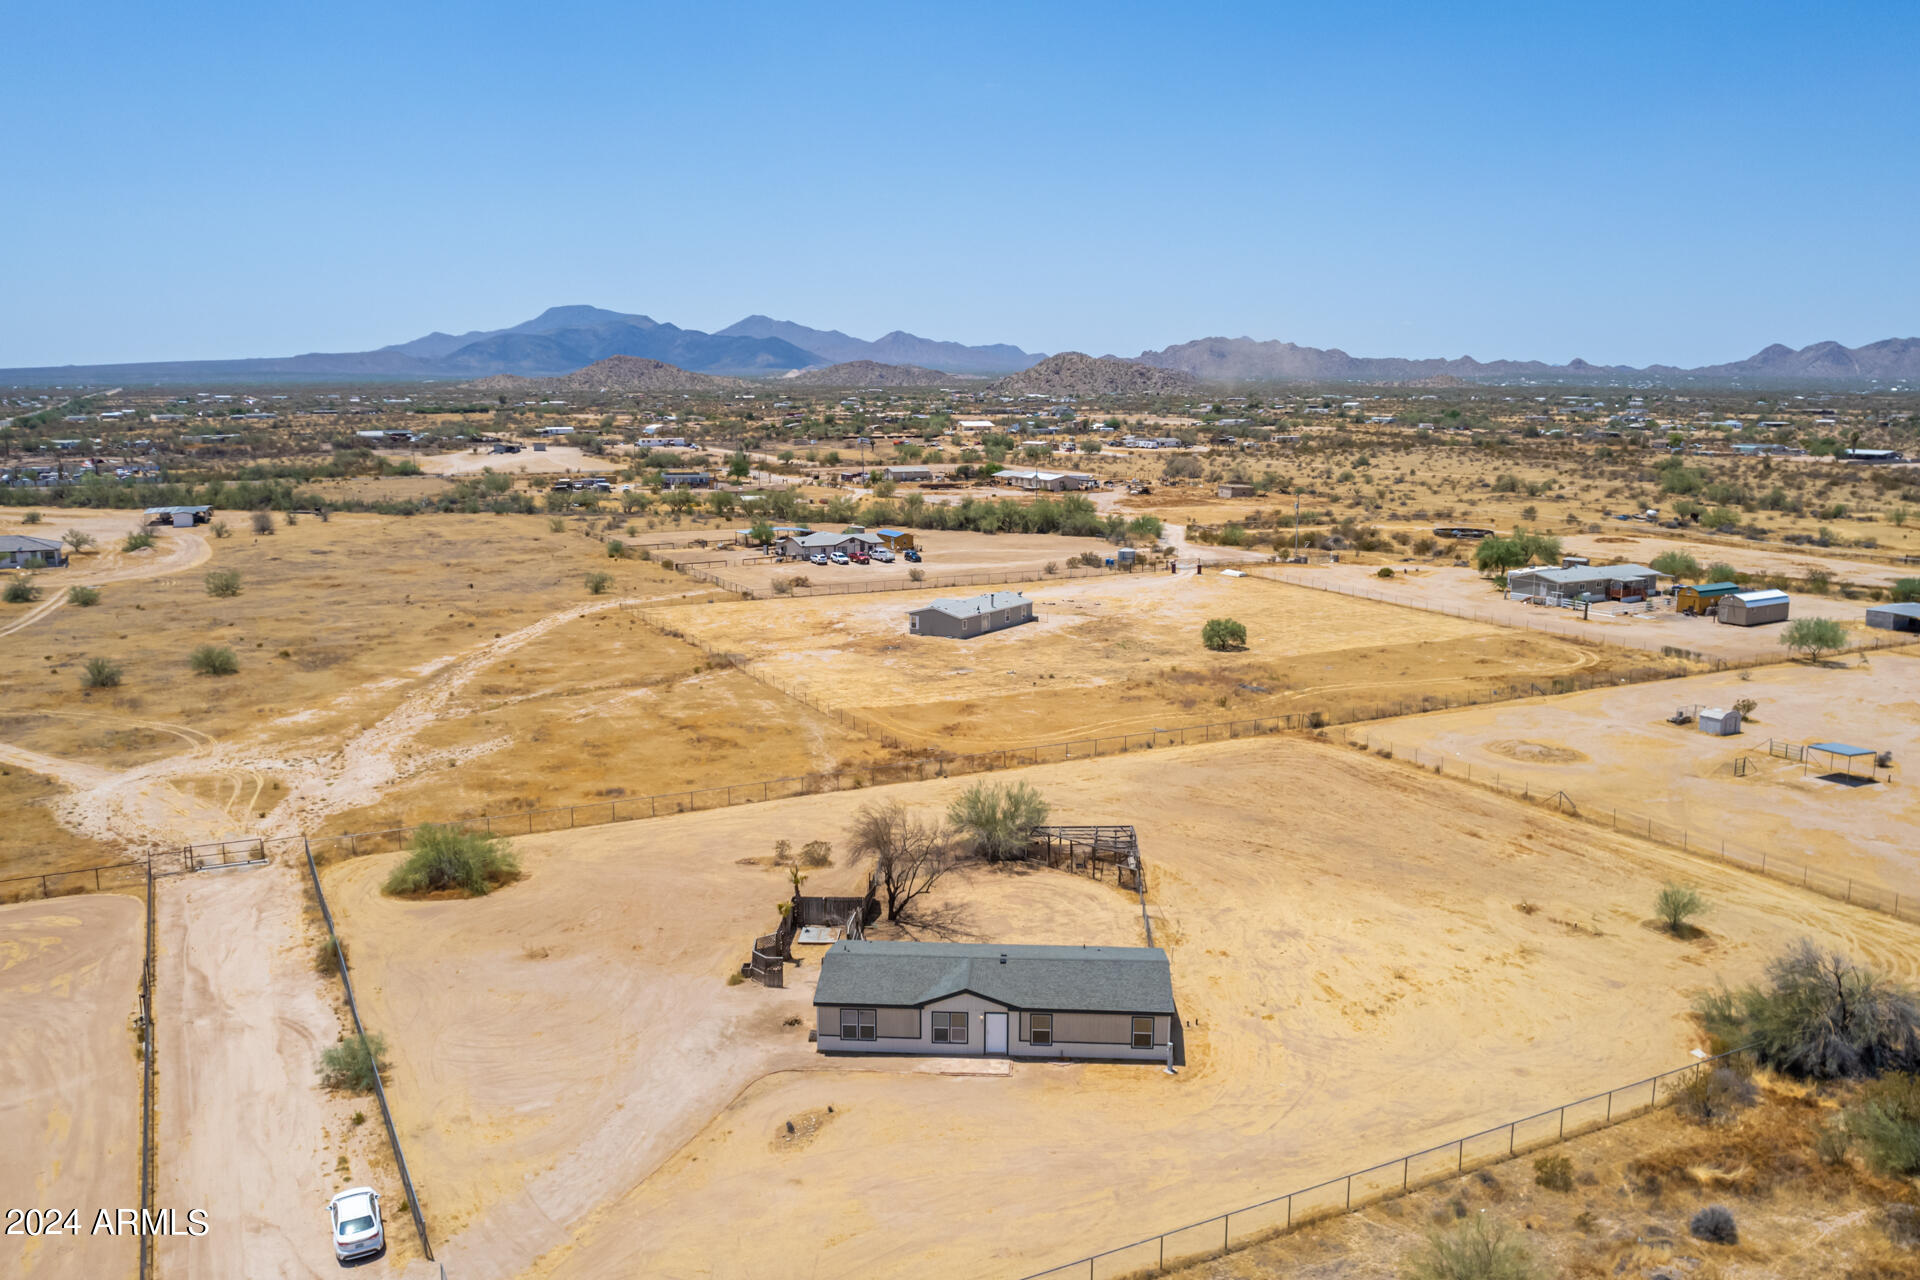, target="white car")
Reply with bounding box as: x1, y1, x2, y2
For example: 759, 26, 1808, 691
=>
328, 1187, 384, 1262
808, 552, 830, 565
828, 551, 851, 565
871, 547, 896, 562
